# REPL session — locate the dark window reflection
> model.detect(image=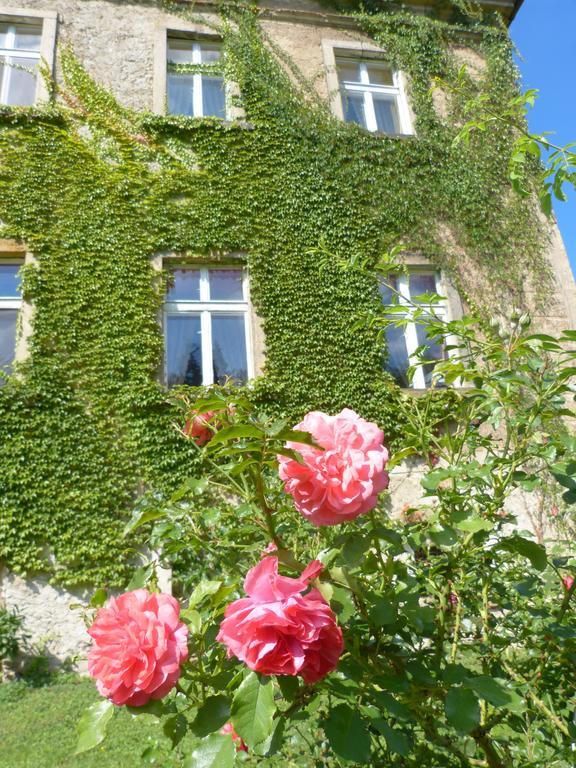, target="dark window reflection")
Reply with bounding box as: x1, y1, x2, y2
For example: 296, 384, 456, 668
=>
167, 269, 200, 301
409, 273, 437, 301
166, 314, 202, 386
416, 321, 445, 388
212, 314, 247, 384
209, 269, 243, 301
384, 323, 410, 388
0, 264, 21, 297
0, 309, 17, 380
